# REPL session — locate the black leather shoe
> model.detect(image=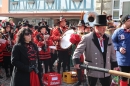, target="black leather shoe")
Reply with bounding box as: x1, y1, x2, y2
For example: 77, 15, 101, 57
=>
73, 81, 81, 86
